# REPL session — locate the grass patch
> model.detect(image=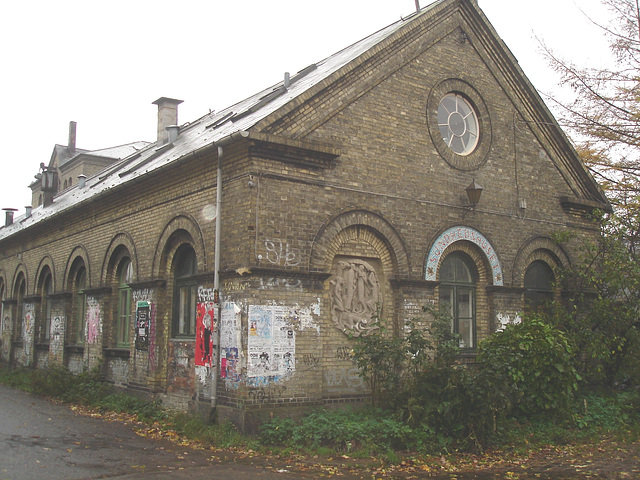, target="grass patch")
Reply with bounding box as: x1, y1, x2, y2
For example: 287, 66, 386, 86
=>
2, 365, 639, 457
